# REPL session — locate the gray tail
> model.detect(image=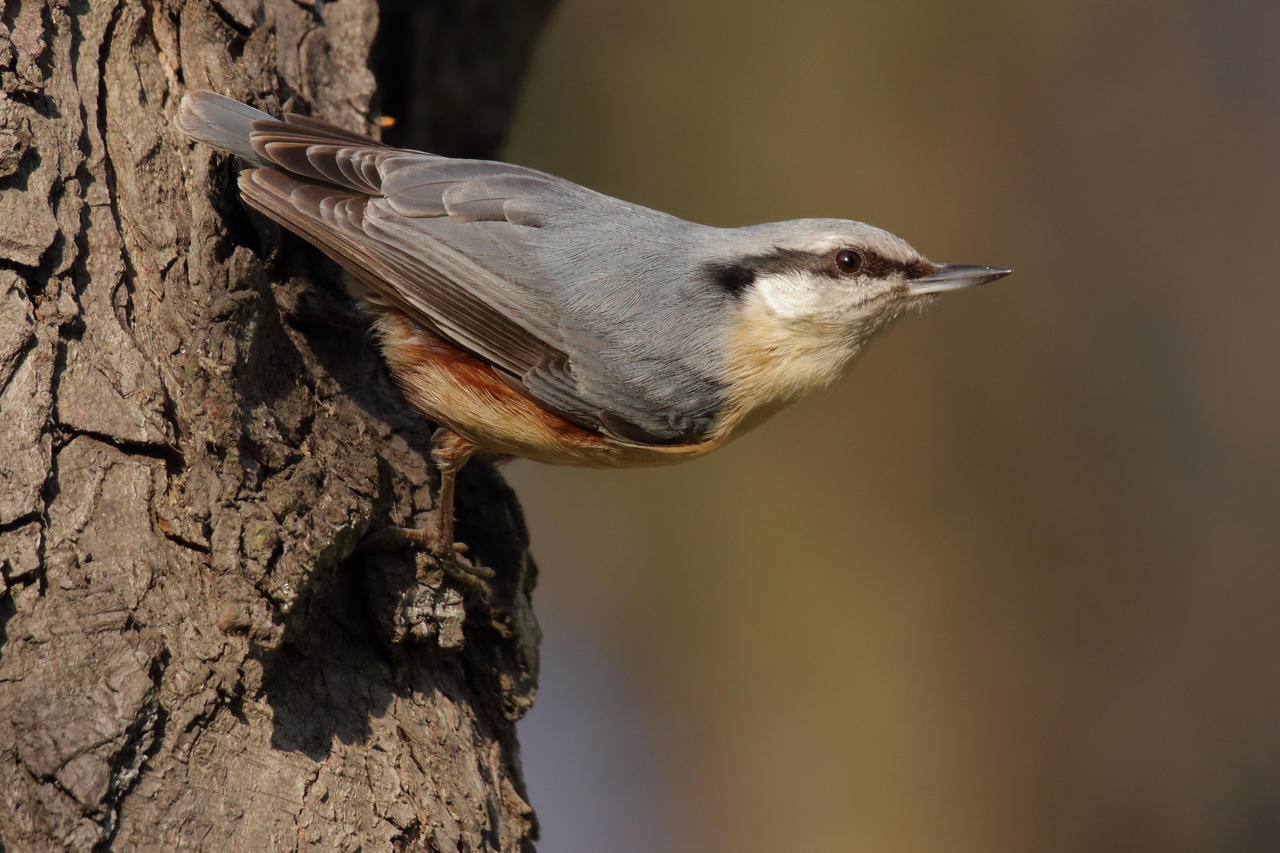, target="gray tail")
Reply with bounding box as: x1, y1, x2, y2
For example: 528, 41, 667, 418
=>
175, 91, 279, 166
